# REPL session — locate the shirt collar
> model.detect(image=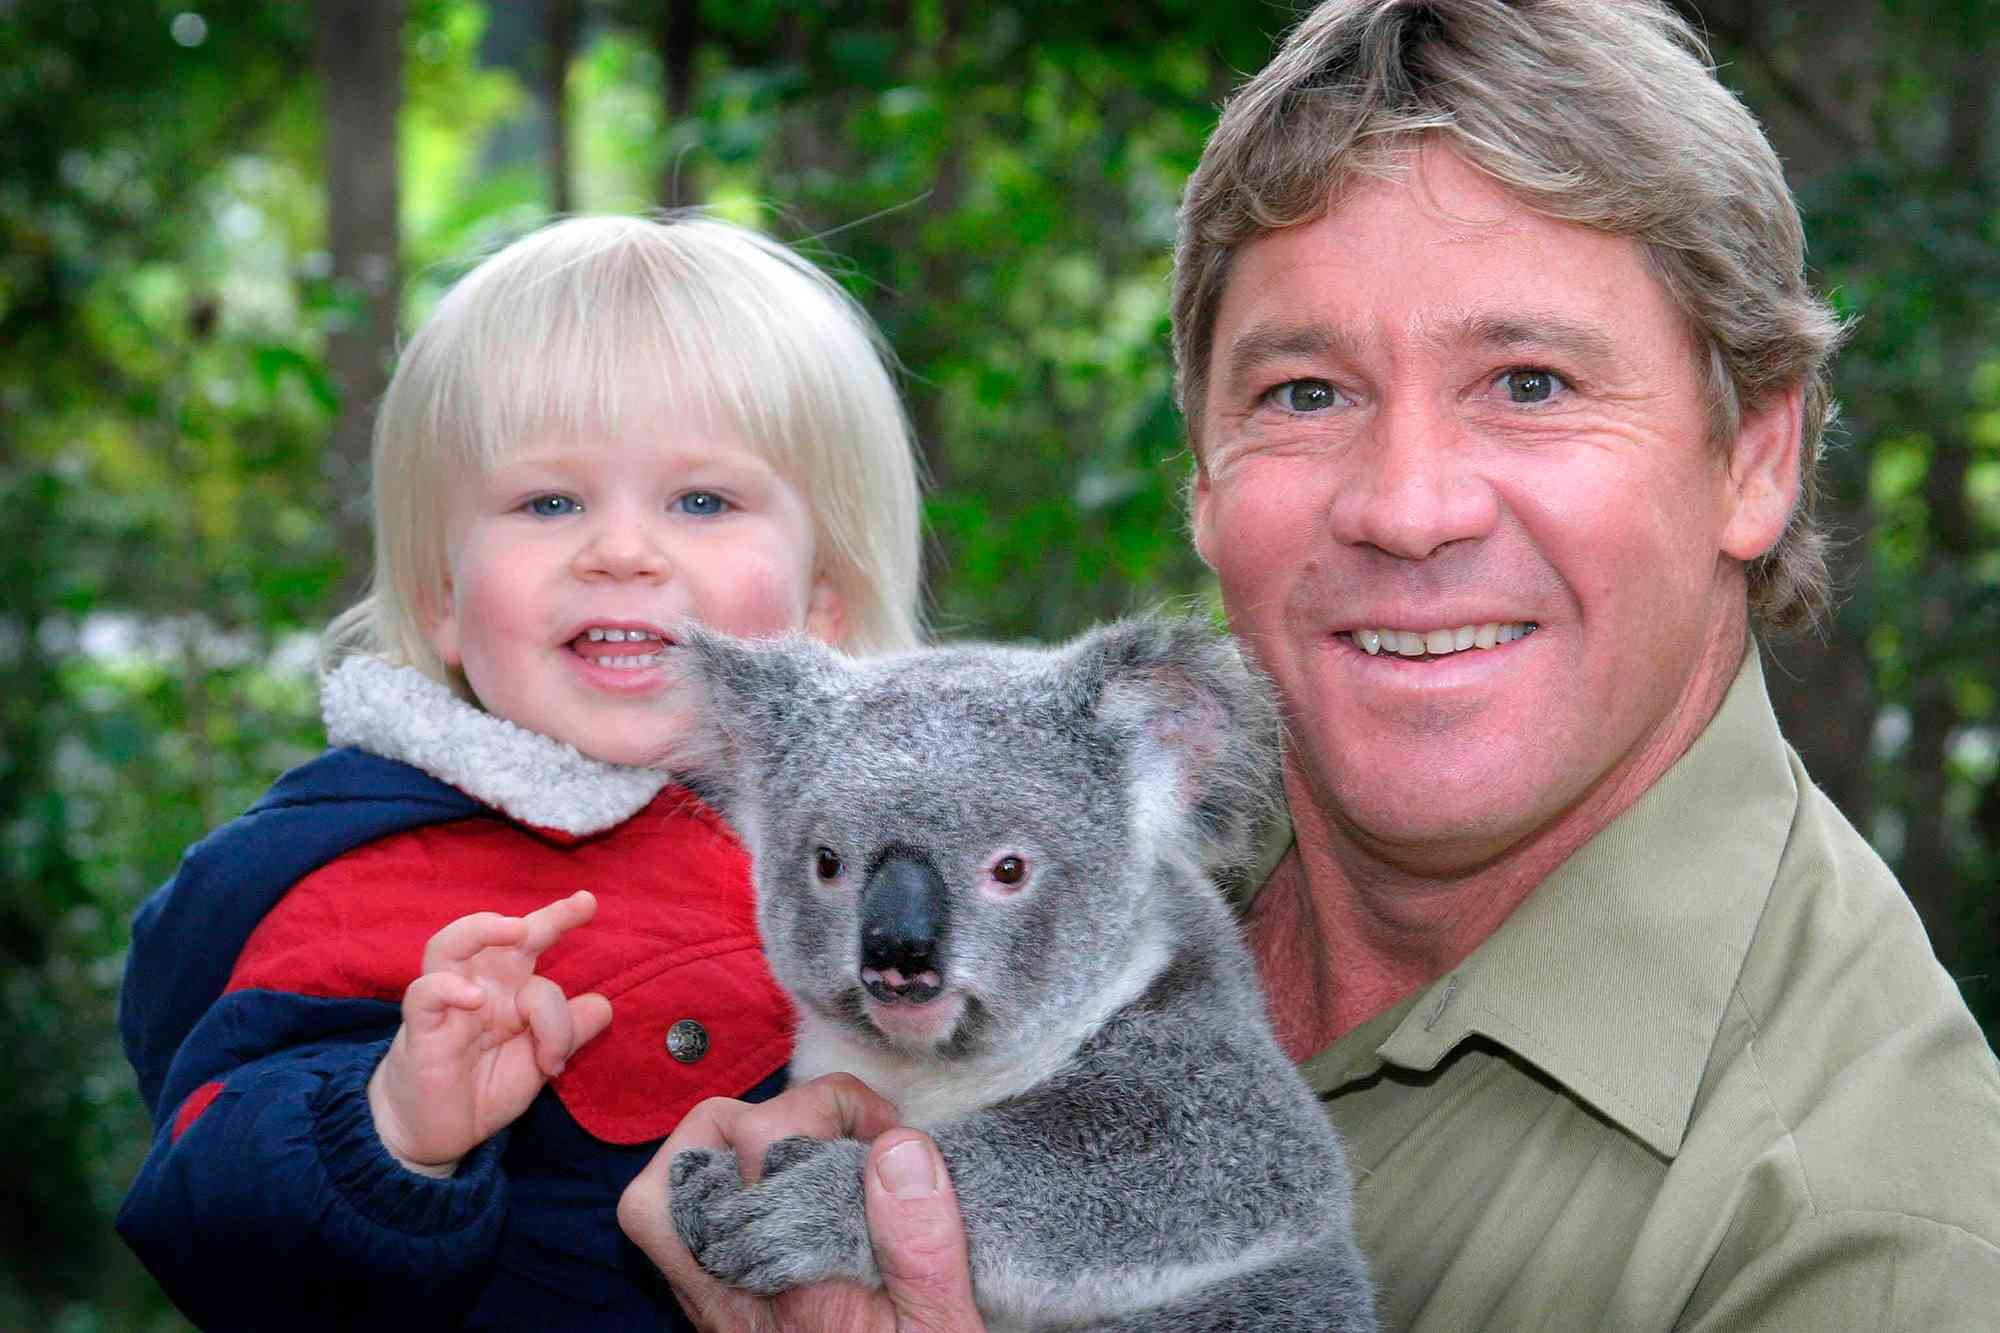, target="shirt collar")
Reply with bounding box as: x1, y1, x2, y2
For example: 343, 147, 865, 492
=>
321, 655, 672, 837
1325, 648, 1799, 1159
